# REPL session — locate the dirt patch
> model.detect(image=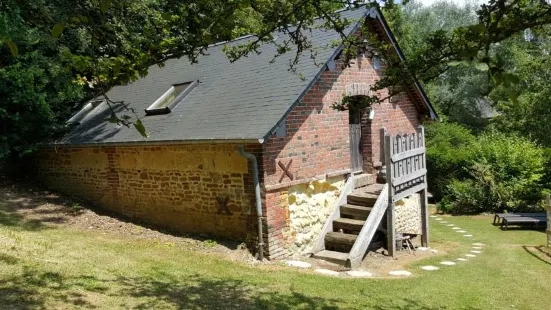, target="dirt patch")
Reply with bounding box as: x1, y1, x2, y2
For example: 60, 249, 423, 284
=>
0, 180, 256, 264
